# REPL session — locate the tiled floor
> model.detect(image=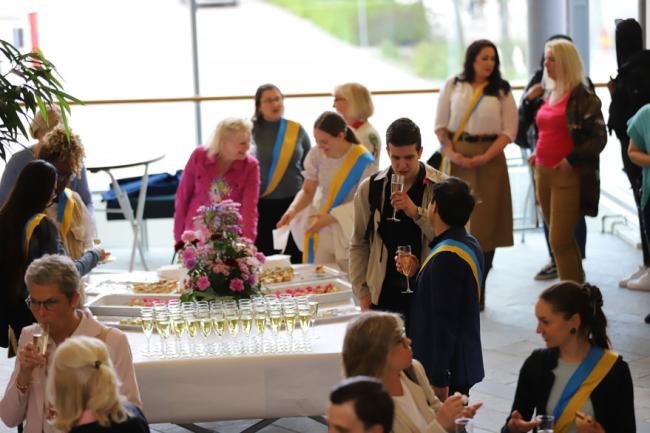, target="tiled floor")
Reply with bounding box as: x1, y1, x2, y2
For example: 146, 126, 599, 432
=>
0, 227, 648, 433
